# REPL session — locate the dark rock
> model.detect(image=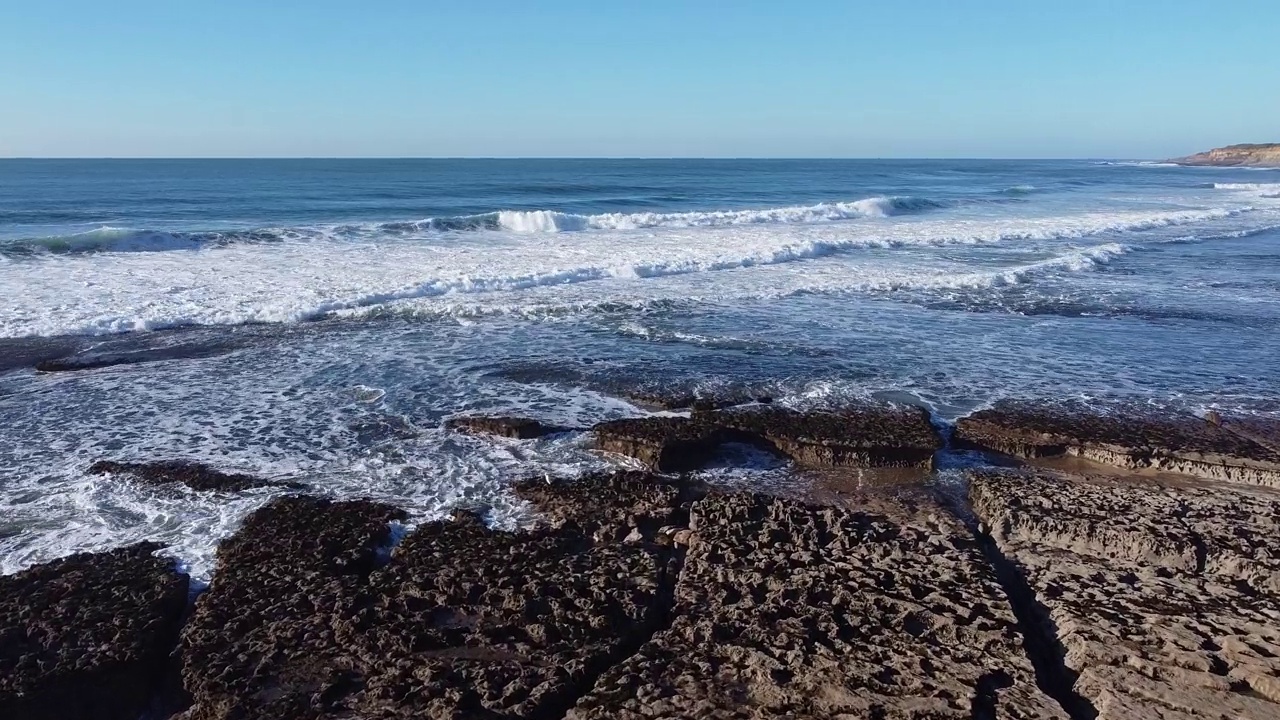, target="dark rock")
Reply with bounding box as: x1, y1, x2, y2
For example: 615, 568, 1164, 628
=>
566, 491, 1066, 718
955, 401, 1280, 487
179, 475, 684, 719
444, 415, 569, 439
620, 389, 772, 413
0, 542, 190, 720
593, 405, 941, 472
511, 471, 687, 542
969, 469, 1280, 718
33, 343, 237, 373
88, 460, 300, 492
592, 416, 725, 471
714, 405, 941, 468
